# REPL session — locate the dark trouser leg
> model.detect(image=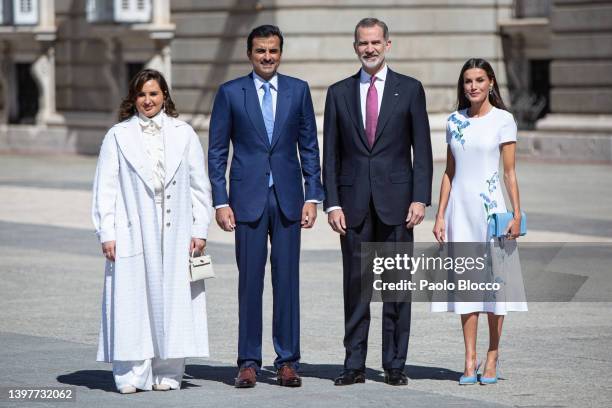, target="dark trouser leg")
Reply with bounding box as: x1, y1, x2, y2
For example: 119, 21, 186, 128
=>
379, 222, 413, 371
341, 206, 374, 372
